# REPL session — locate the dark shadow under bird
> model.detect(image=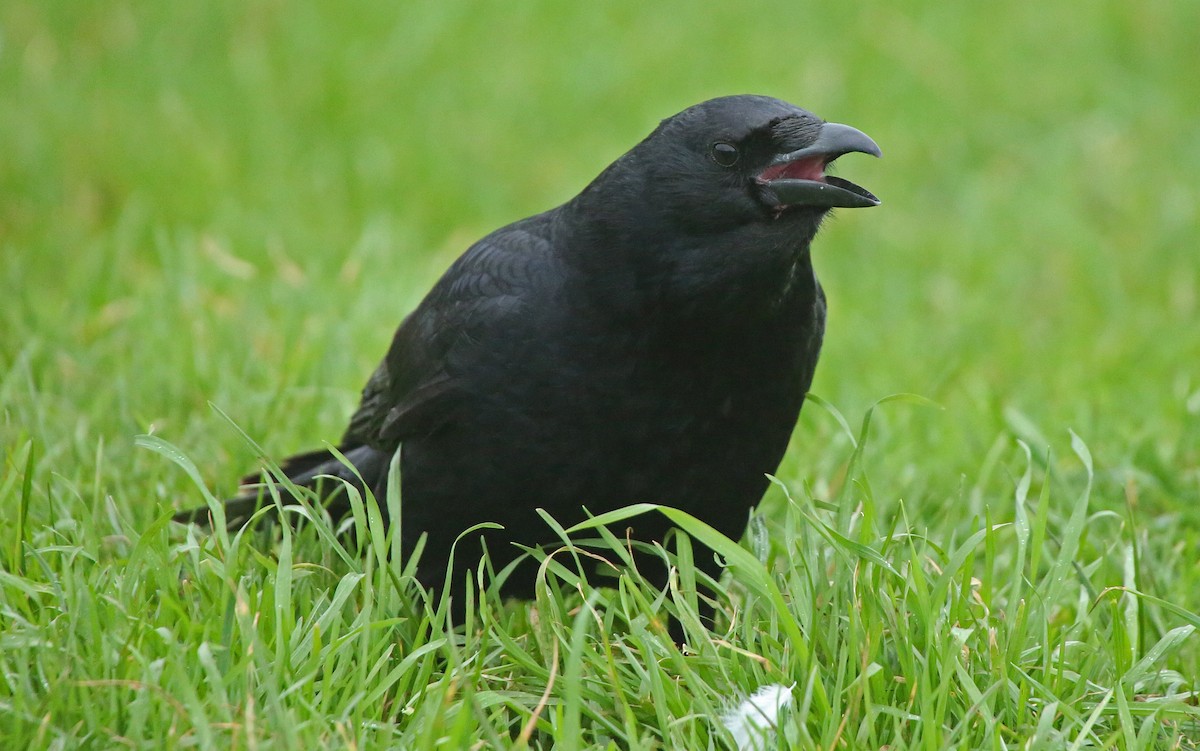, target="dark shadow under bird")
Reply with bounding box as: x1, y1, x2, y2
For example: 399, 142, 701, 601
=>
175, 94, 881, 616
